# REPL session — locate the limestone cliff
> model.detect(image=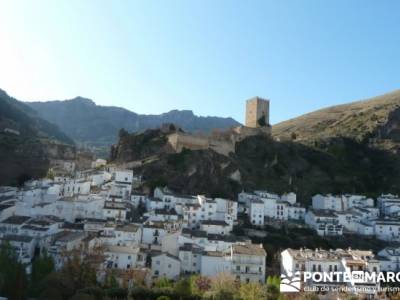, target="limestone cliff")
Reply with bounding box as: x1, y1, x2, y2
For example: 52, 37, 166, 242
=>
110, 125, 400, 204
